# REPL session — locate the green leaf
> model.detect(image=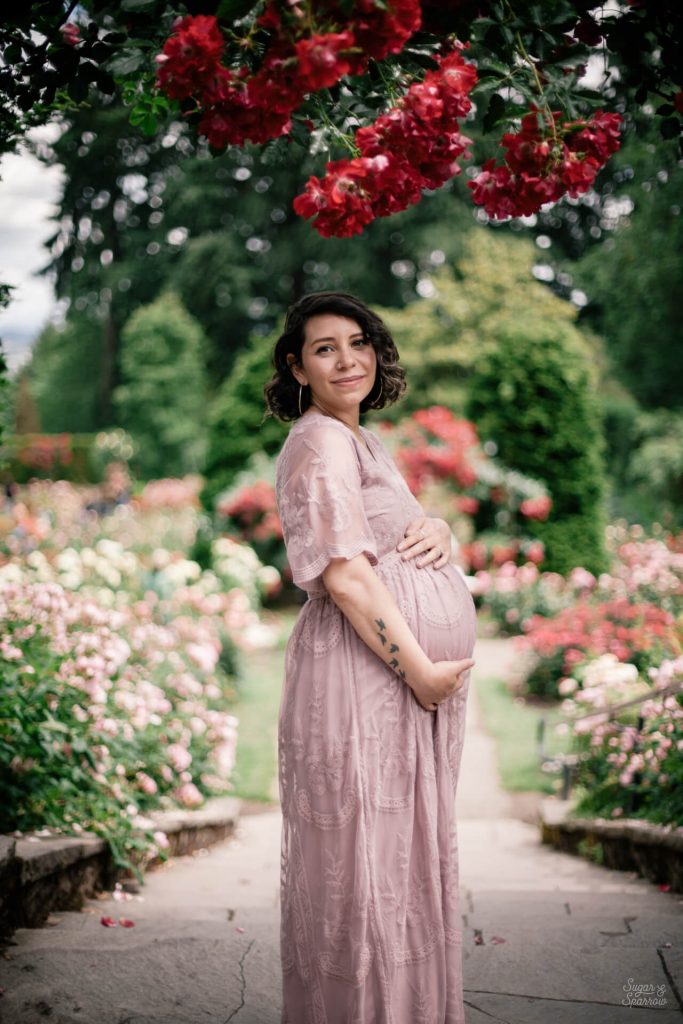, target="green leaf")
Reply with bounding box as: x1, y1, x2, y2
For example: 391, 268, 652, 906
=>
108, 49, 146, 77
120, 0, 159, 11
477, 58, 512, 76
